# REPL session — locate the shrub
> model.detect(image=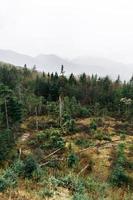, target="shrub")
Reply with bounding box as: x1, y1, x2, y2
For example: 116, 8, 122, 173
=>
57, 175, 85, 193
109, 143, 129, 186
47, 160, 60, 169
50, 134, 65, 149
103, 135, 112, 141
120, 133, 126, 140
0, 129, 14, 161
23, 155, 38, 178
72, 192, 89, 200
110, 165, 128, 187
39, 188, 54, 198
67, 119, 76, 132
3, 168, 18, 188
0, 177, 8, 192
86, 176, 108, 198
89, 120, 97, 131
75, 139, 94, 148
95, 118, 103, 126
12, 159, 24, 176
32, 166, 44, 182
79, 106, 90, 117
94, 130, 111, 141
0, 160, 24, 192
37, 131, 46, 142
67, 153, 79, 168
40, 128, 65, 150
